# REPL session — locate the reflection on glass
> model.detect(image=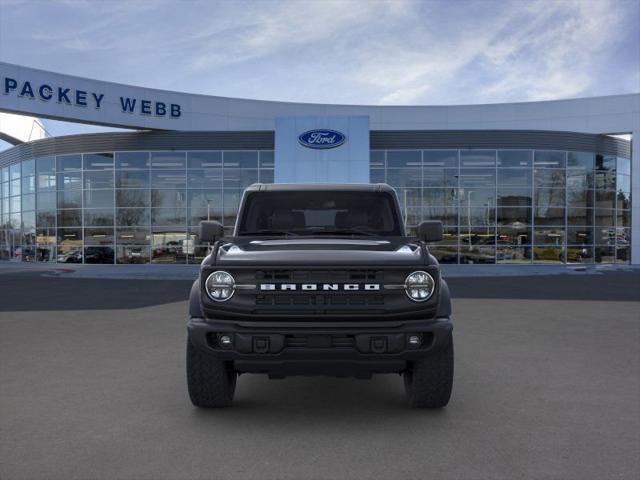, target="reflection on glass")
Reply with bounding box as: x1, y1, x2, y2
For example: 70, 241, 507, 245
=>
116, 152, 149, 169
498, 150, 532, 168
